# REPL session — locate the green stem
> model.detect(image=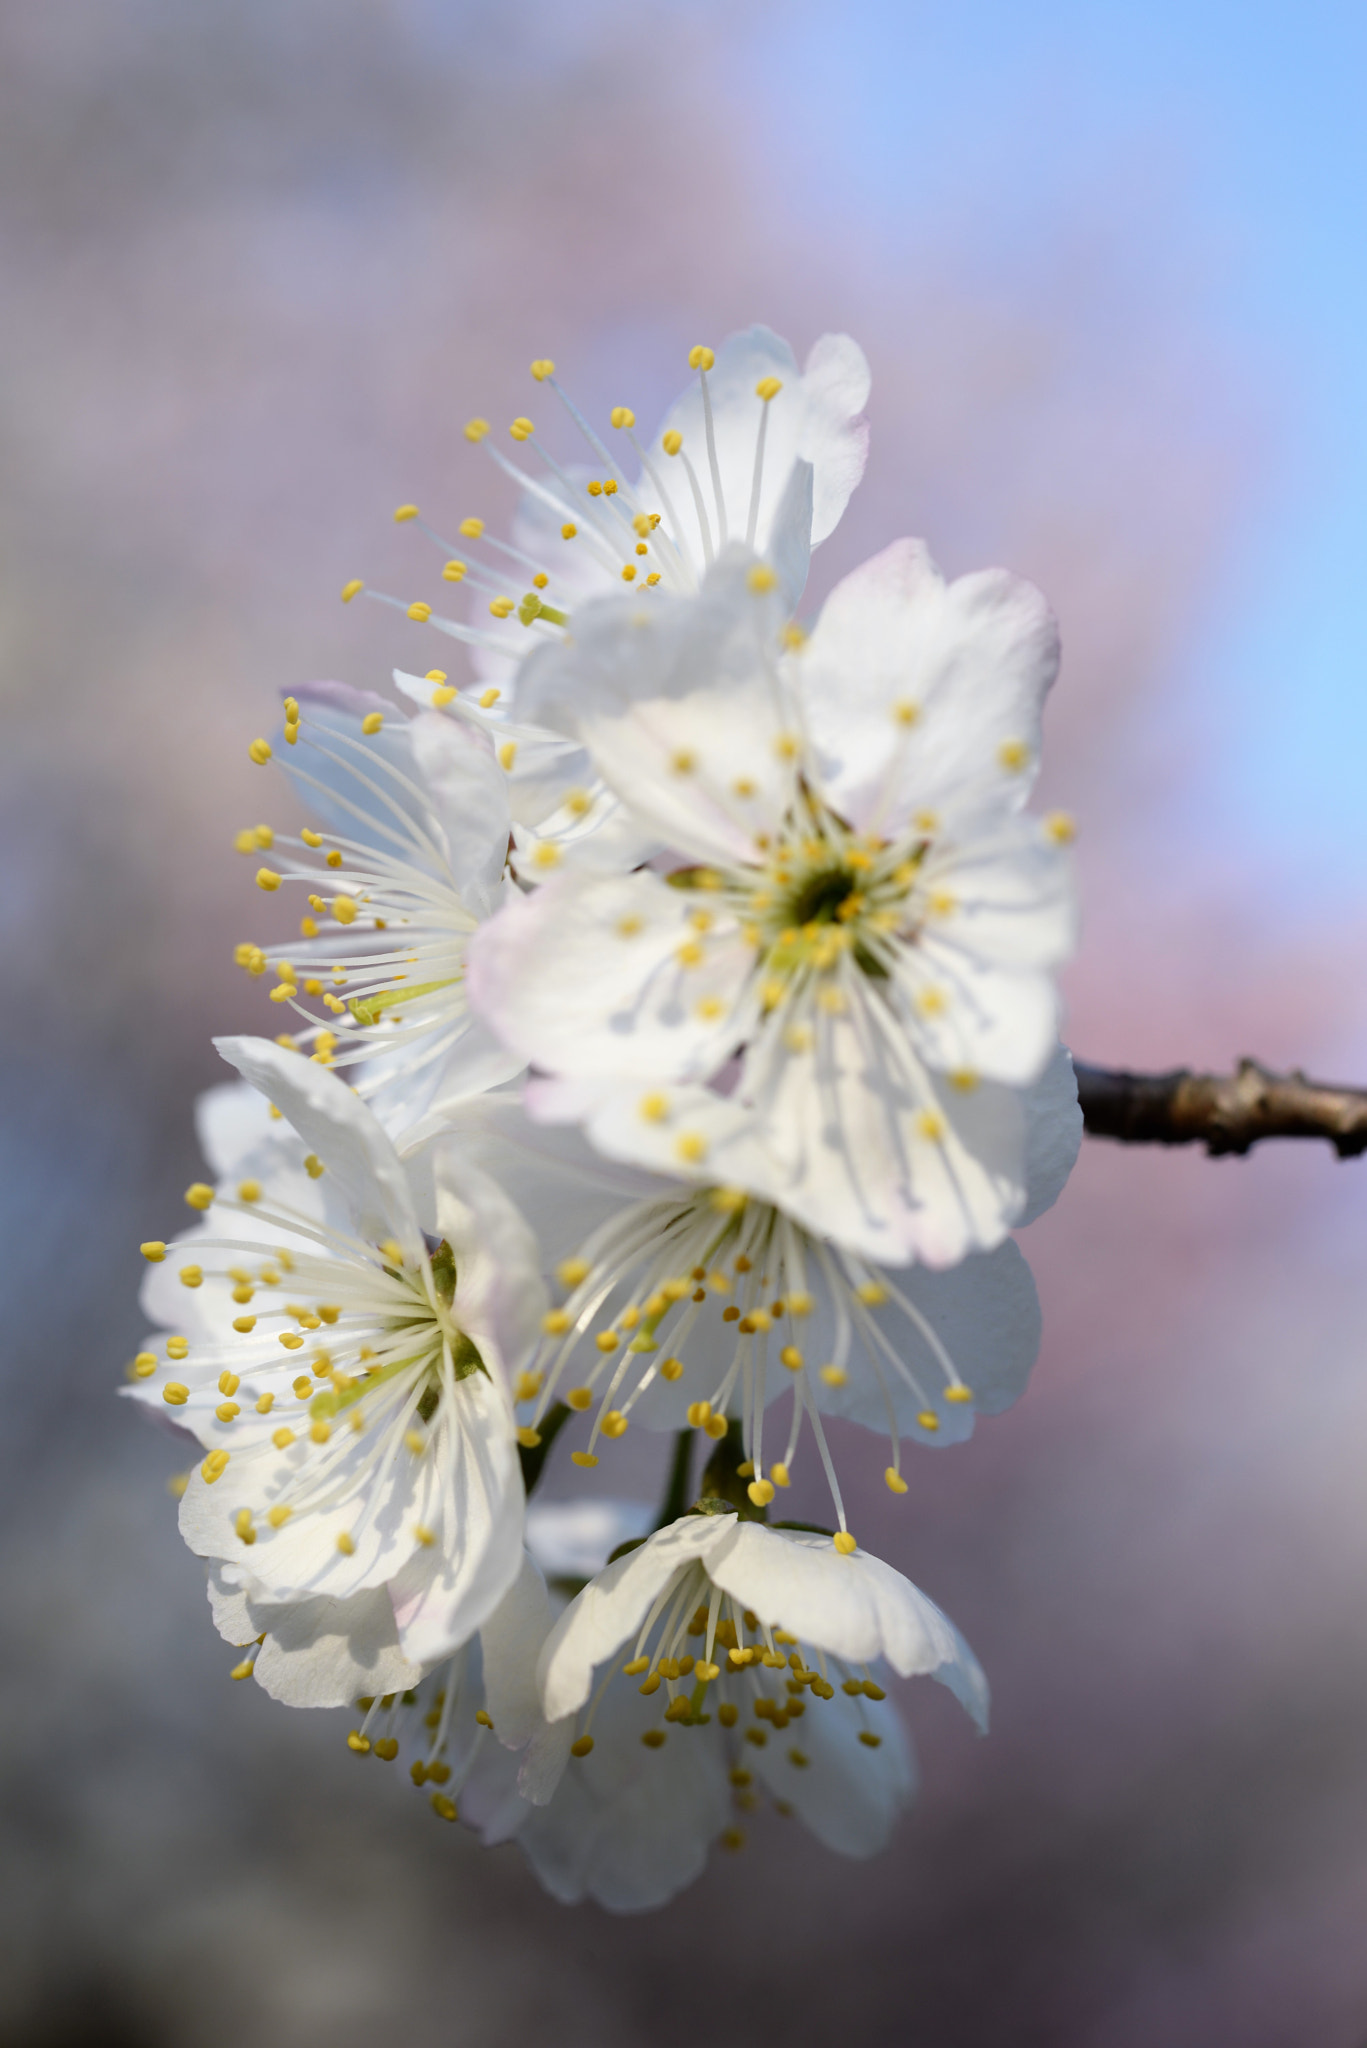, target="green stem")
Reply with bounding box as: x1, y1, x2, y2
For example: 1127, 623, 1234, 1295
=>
518, 1401, 571, 1495
654, 1429, 694, 1530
